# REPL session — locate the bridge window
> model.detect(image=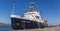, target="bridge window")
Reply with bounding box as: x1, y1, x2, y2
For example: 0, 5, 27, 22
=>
35, 16, 39, 19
